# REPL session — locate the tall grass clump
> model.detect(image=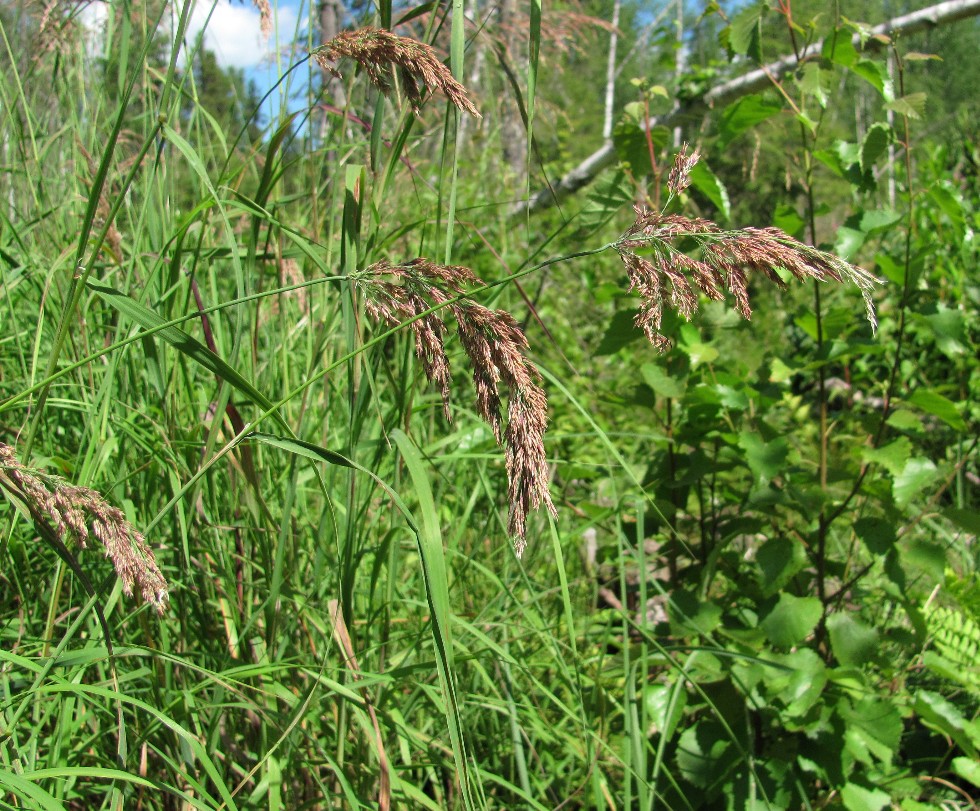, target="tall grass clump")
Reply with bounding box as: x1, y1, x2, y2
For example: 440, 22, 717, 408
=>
1, 0, 977, 808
